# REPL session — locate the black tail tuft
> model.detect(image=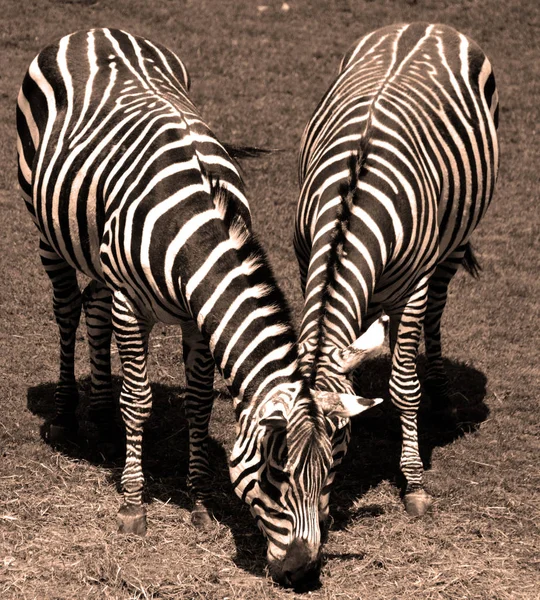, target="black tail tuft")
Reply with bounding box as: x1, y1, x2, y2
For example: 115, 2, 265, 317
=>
222, 143, 275, 160
462, 243, 482, 279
